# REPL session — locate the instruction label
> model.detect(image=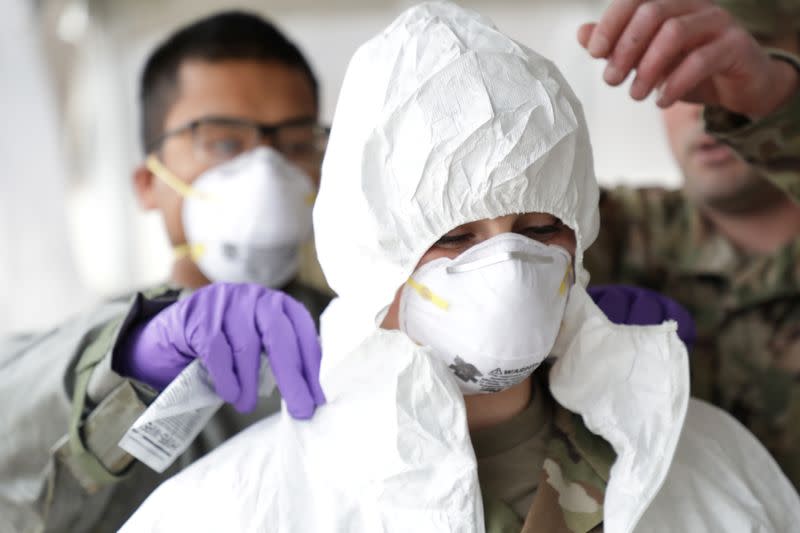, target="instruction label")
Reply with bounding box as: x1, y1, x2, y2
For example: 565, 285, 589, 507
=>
119, 358, 275, 473
478, 364, 537, 393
